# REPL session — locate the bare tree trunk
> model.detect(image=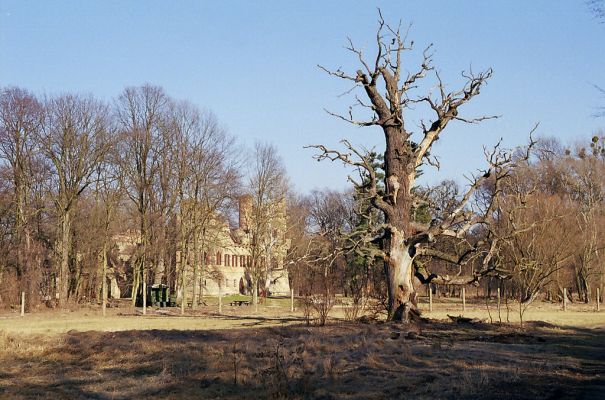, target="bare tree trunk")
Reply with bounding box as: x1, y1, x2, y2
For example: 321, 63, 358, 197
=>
141, 219, 148, 315
180, 238, 188, 315
385, 233, 417, 321
264, 248, 271, 292
131, 263, 138, 305
191, 229, 200, 309
253, 277, 258, 312
58, 209, 71, 307
200, 248, 206, 300
155, 252, 165, 285
102, 241, 108, 317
